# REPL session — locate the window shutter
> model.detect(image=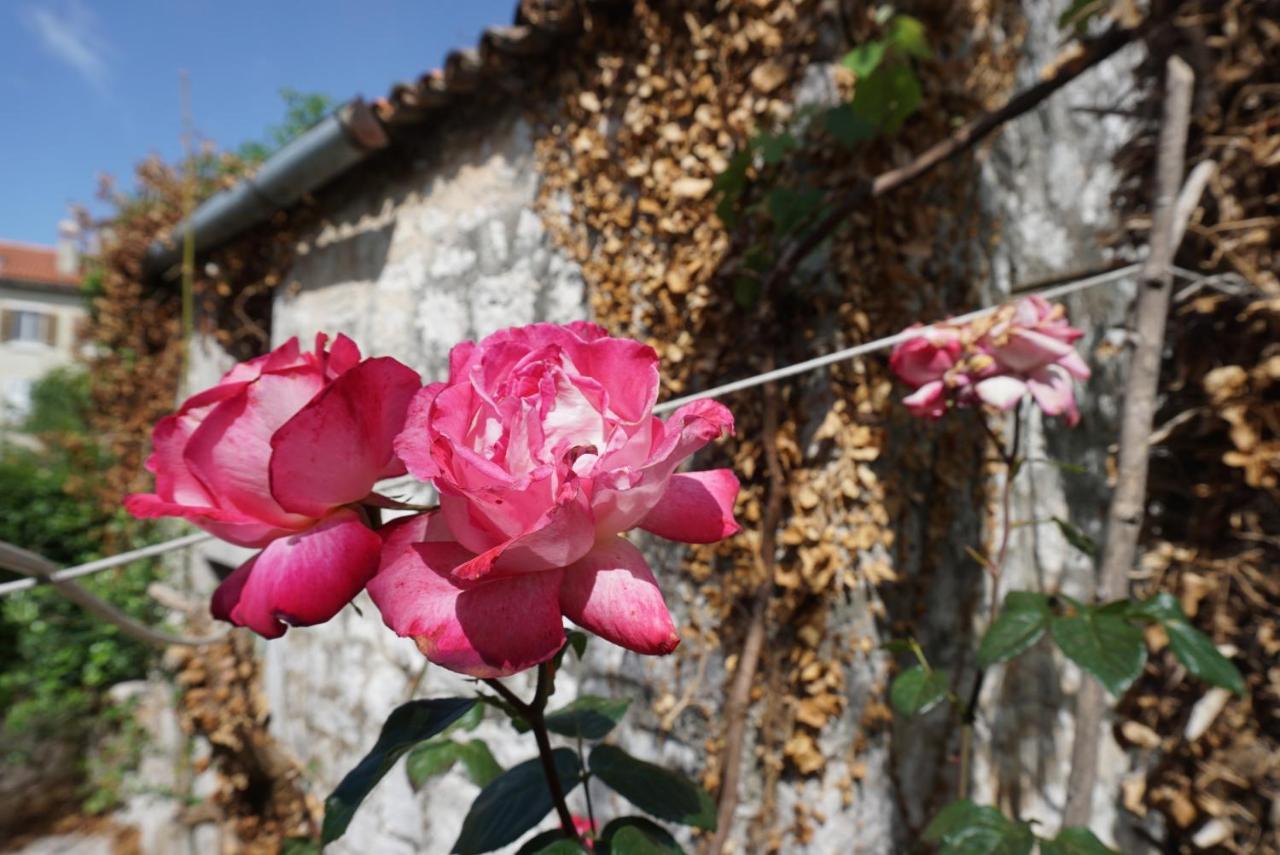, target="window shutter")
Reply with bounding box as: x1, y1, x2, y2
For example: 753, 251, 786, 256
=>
44, 313, 58, 346
1, 309, 12, 342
